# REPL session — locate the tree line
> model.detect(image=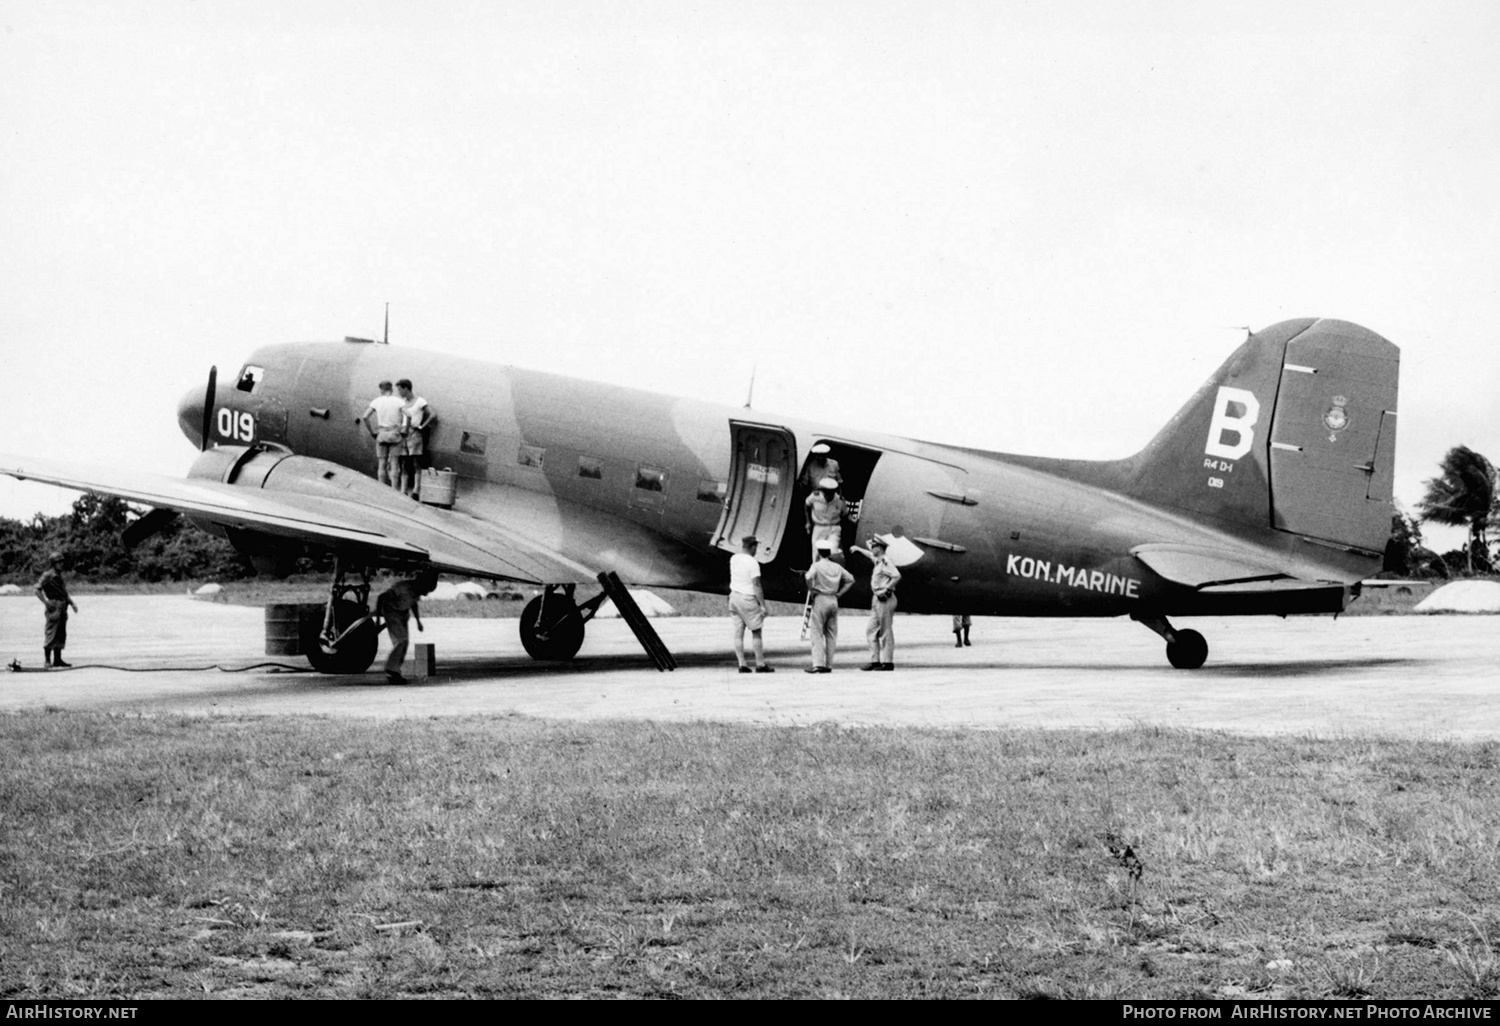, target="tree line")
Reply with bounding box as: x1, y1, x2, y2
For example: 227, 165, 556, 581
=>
0, 493, 256, 584
0, 444, 1494, 584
